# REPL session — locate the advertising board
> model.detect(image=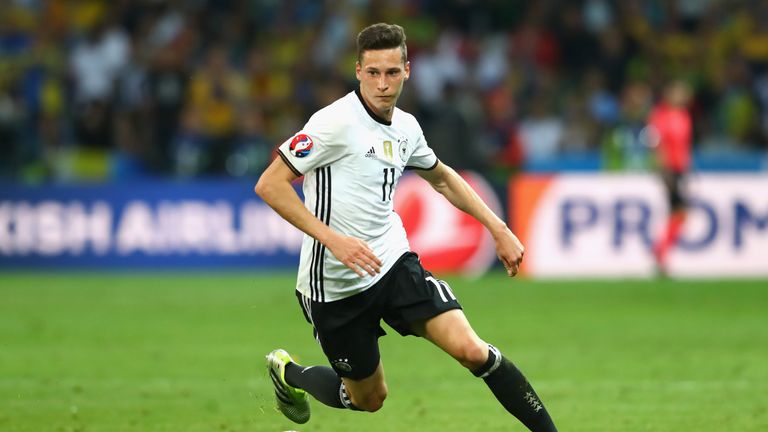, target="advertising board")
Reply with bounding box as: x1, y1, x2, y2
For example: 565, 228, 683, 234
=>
510, 174, 768, 277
